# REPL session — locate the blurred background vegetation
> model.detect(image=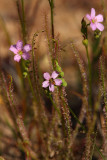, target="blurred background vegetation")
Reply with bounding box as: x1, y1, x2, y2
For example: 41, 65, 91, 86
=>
0, 0, 107, 159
